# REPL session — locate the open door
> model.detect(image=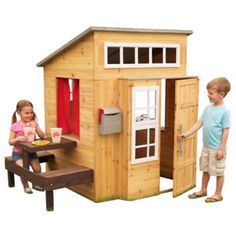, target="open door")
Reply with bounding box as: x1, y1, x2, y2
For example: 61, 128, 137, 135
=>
173, 78, 199, 197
